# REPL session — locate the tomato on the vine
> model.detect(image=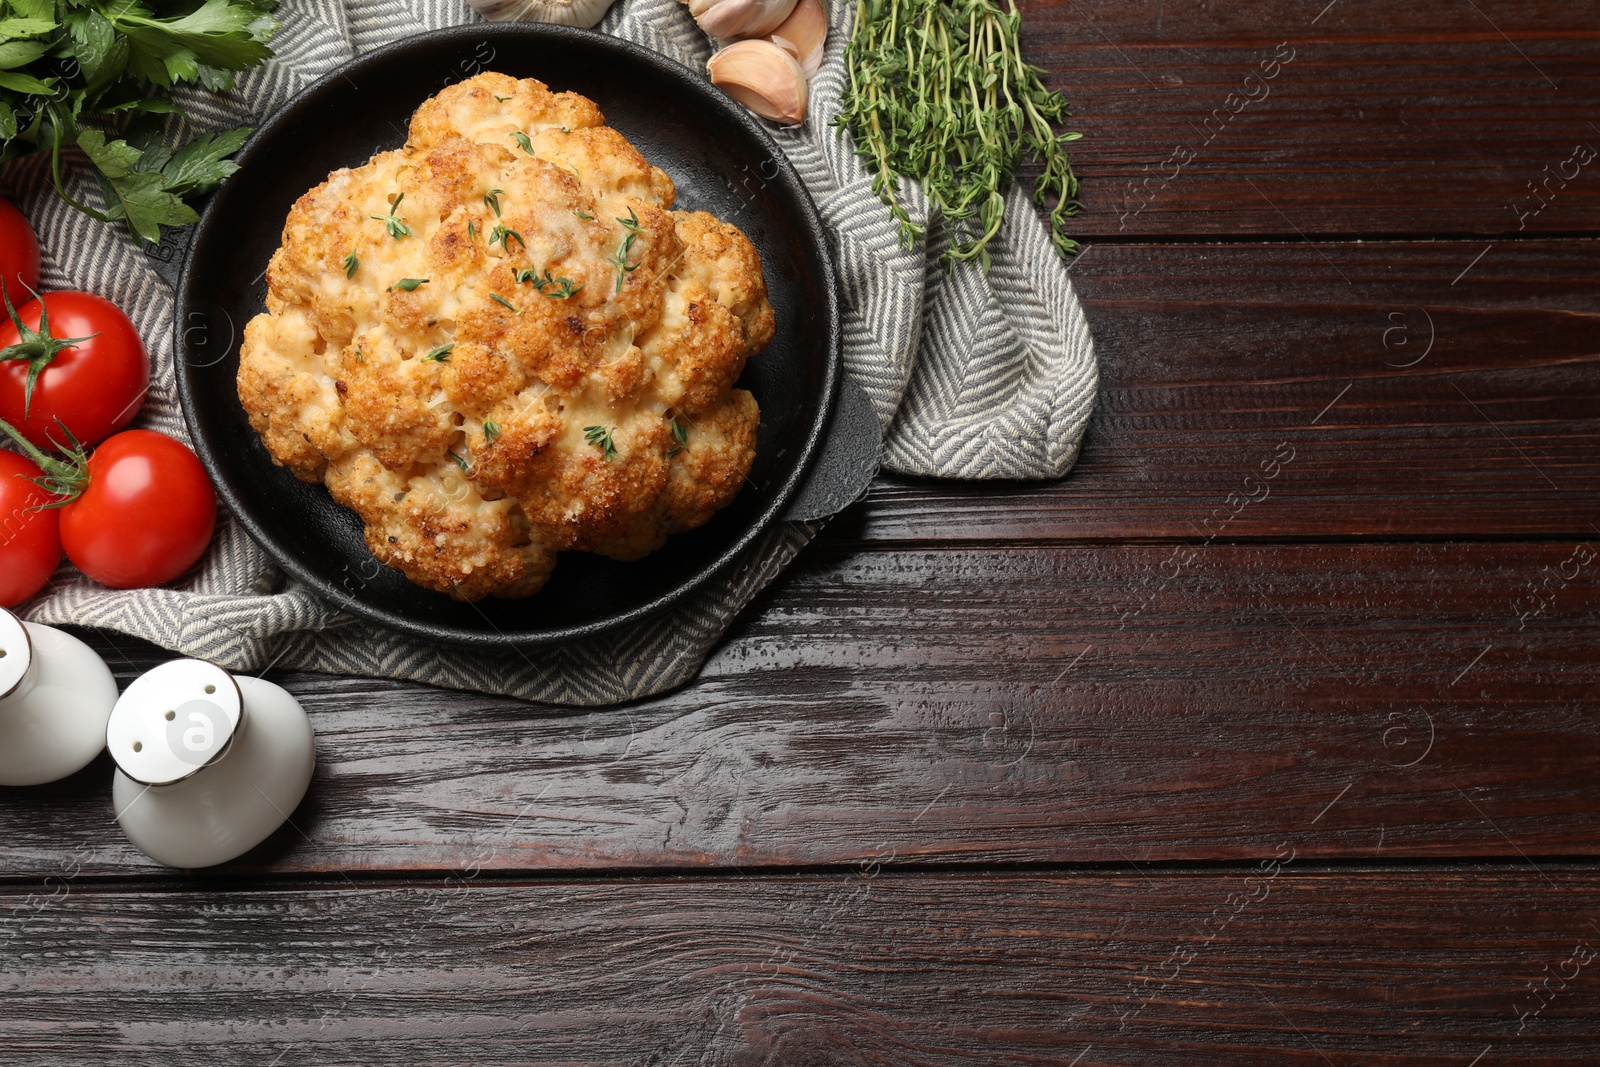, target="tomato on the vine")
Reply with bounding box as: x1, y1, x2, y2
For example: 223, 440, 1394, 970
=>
0, 425, 215, 590
0, 290, 150, 449
0, 198, 40, 301
0, 449, 62, 607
